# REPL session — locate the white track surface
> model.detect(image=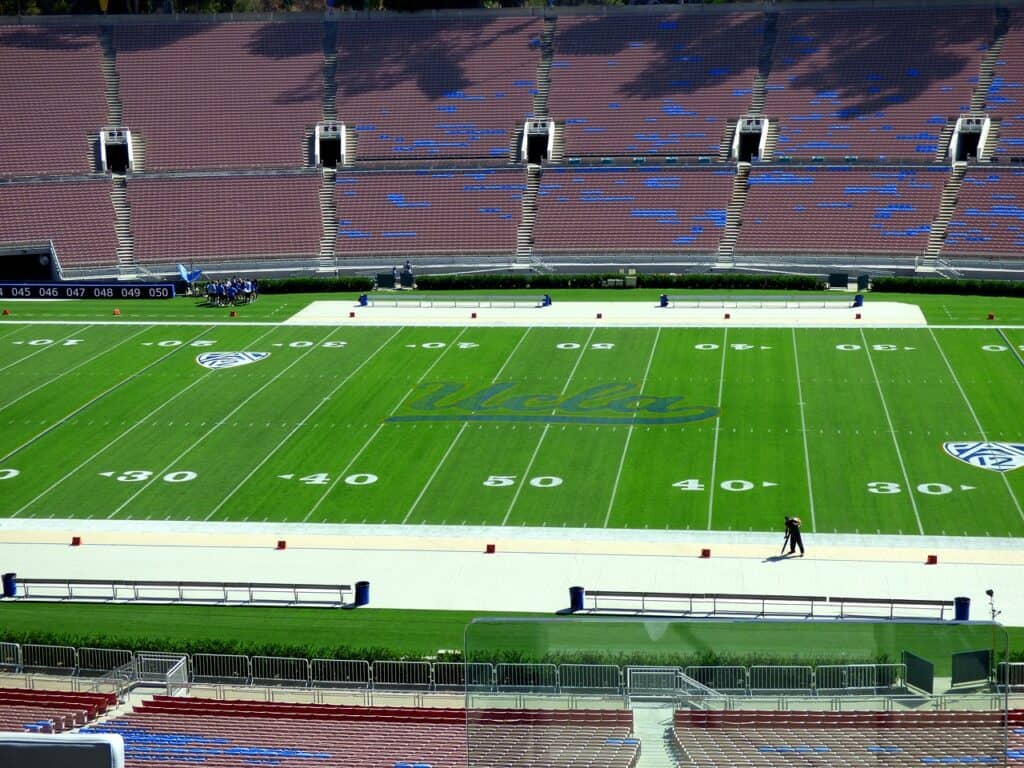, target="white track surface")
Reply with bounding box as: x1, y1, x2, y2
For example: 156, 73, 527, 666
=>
285, 299, 927, 327
1, 298, 1019, 626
